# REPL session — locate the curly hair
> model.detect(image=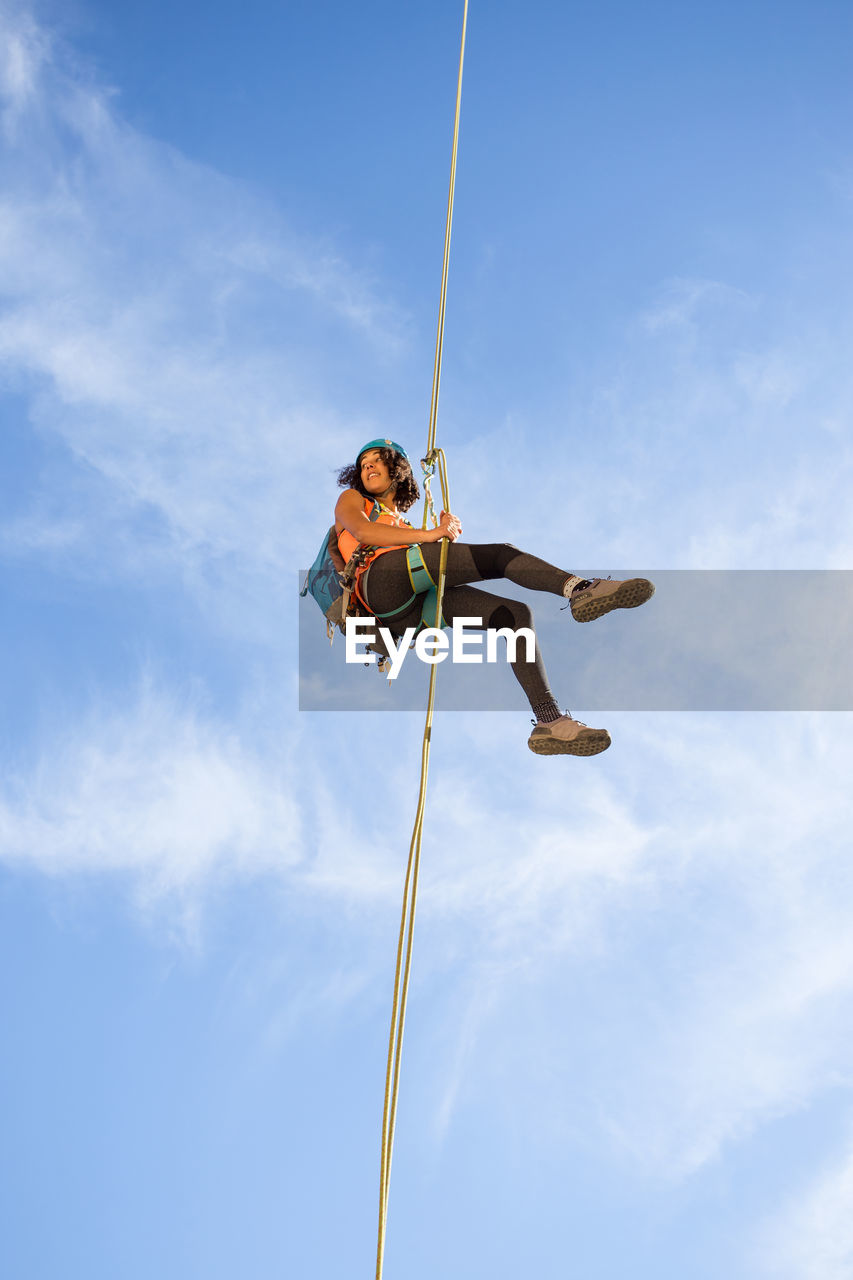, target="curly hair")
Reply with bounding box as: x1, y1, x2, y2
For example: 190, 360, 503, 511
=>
336, 447, 420, 512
